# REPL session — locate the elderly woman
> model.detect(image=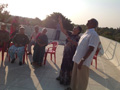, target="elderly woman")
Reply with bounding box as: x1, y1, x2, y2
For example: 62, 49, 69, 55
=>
32, 28, 48, 66
56, 16, 82, 85
27, 25, 39, 55
8, 26, 29, 66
